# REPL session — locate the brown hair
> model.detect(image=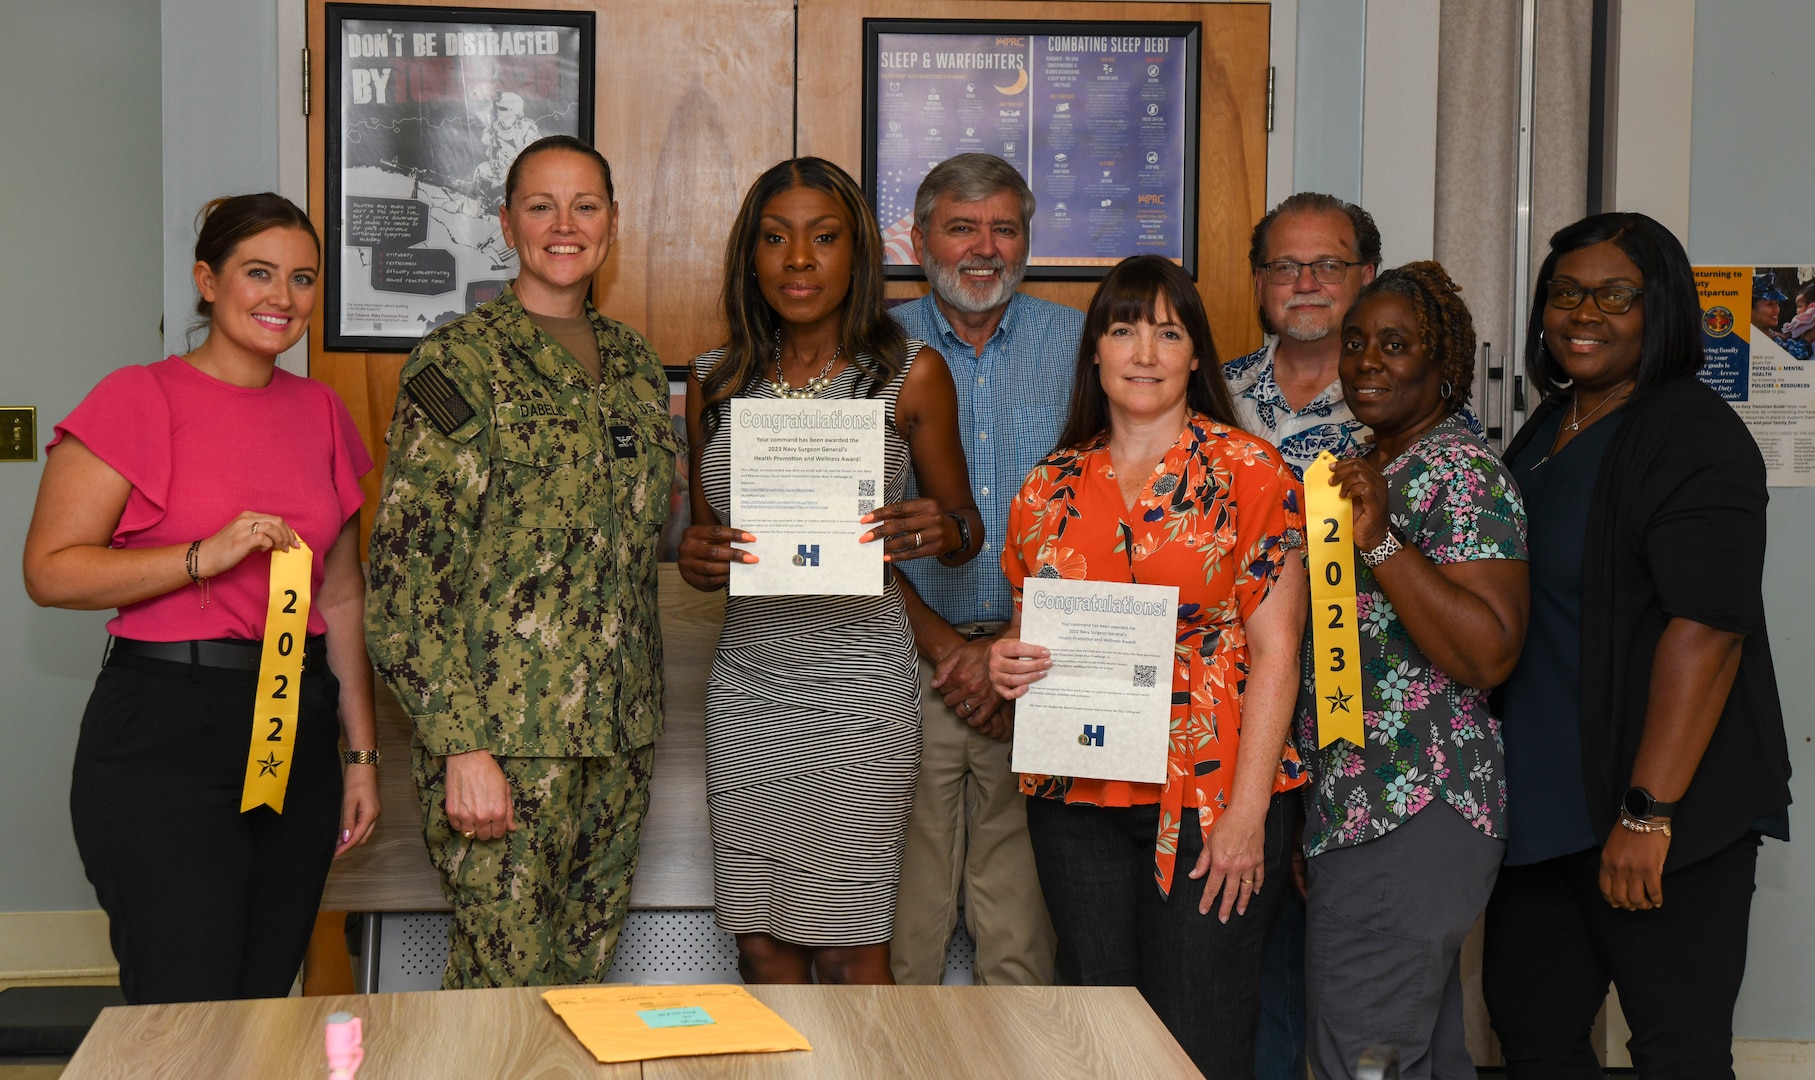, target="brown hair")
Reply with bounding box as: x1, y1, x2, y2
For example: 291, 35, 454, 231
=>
1351, 260, 1477, 413
503, 134, 614, 207
701, 157, 907, 435
1054, 255, 1234, 450
191, 193, 318, 322
1247, 192, 1381, 336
